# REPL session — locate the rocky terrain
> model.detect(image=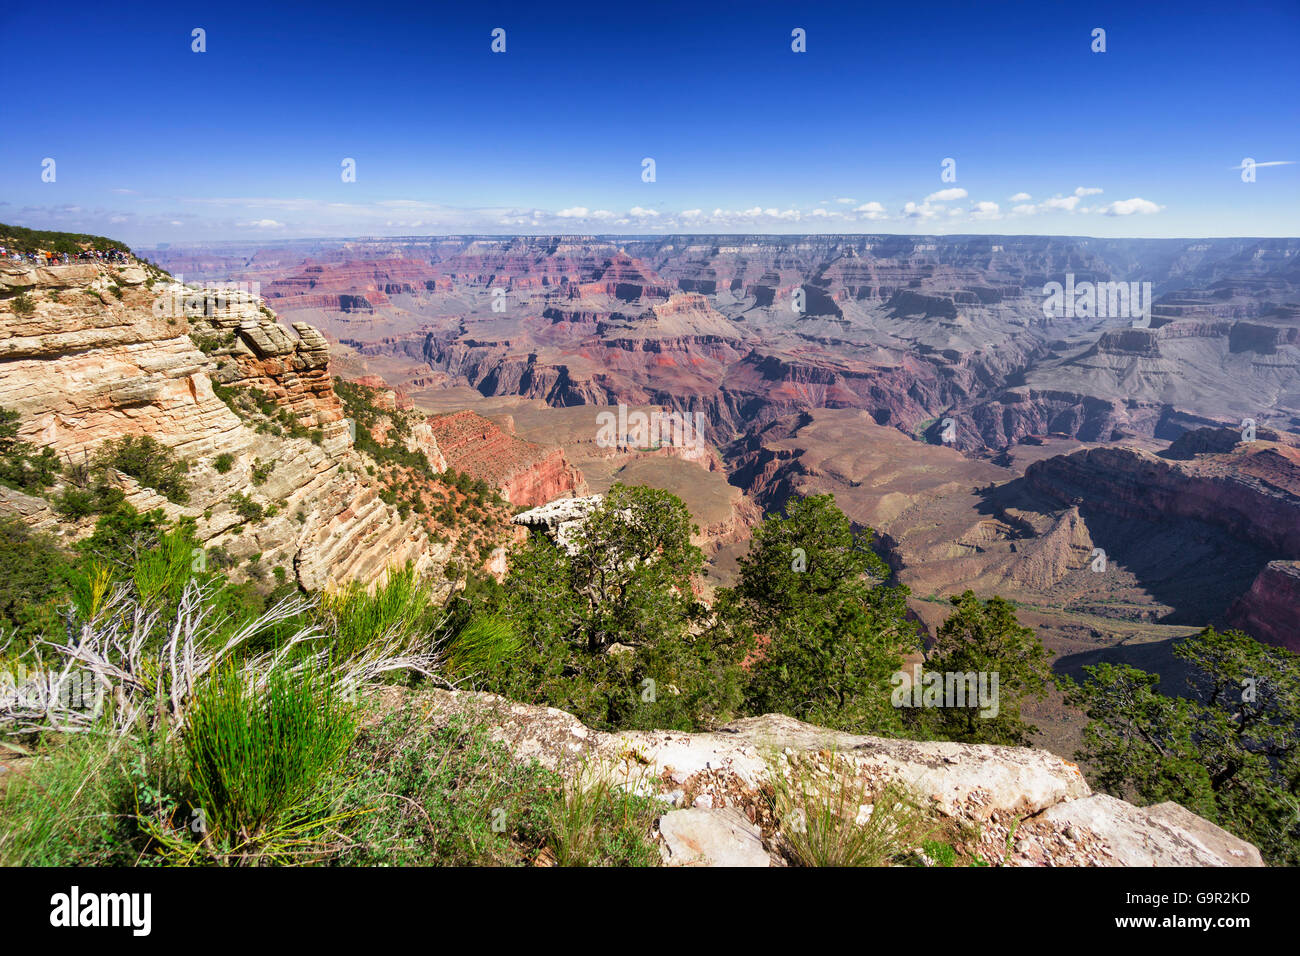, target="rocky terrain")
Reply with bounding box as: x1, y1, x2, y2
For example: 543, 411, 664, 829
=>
426, 409, 586, 508
0, 258, 515, 592
390, 686, 1262, 867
